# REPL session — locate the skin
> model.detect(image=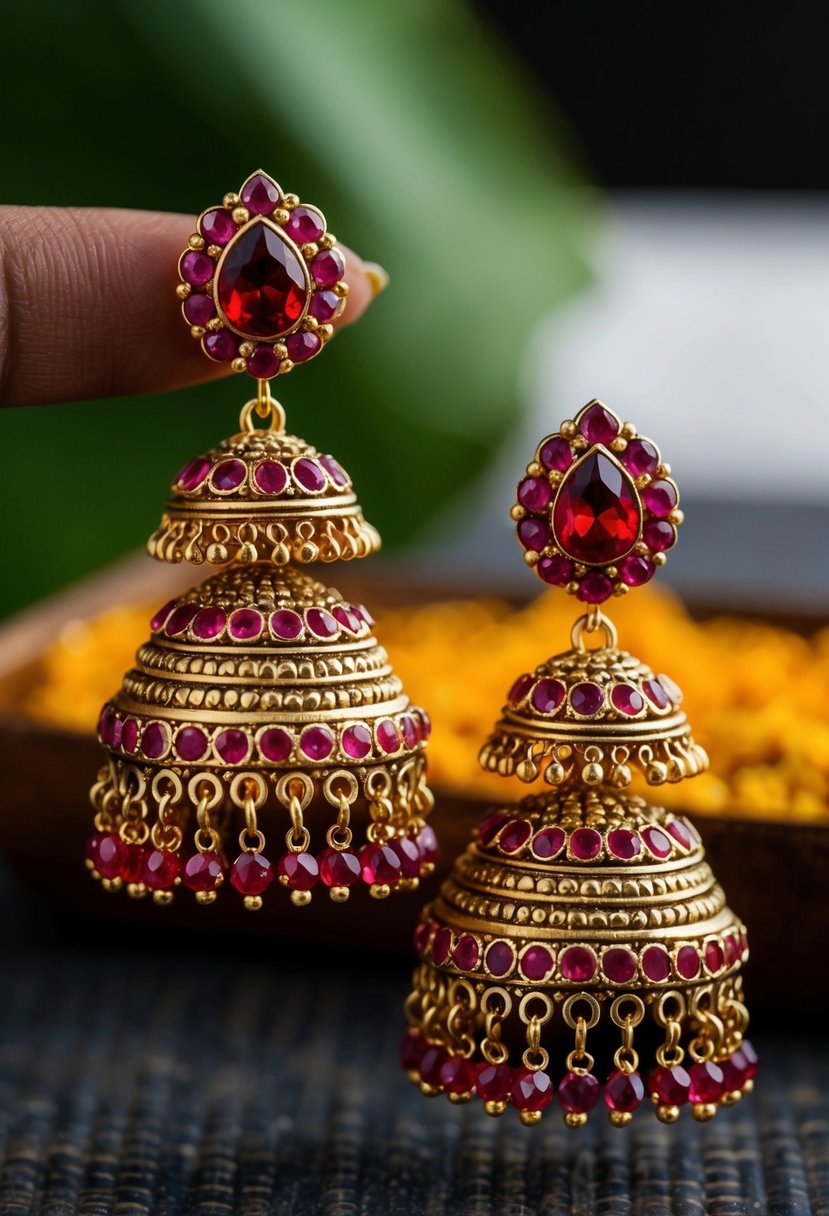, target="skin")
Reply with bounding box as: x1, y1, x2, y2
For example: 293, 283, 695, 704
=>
0, 207, 385, 407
